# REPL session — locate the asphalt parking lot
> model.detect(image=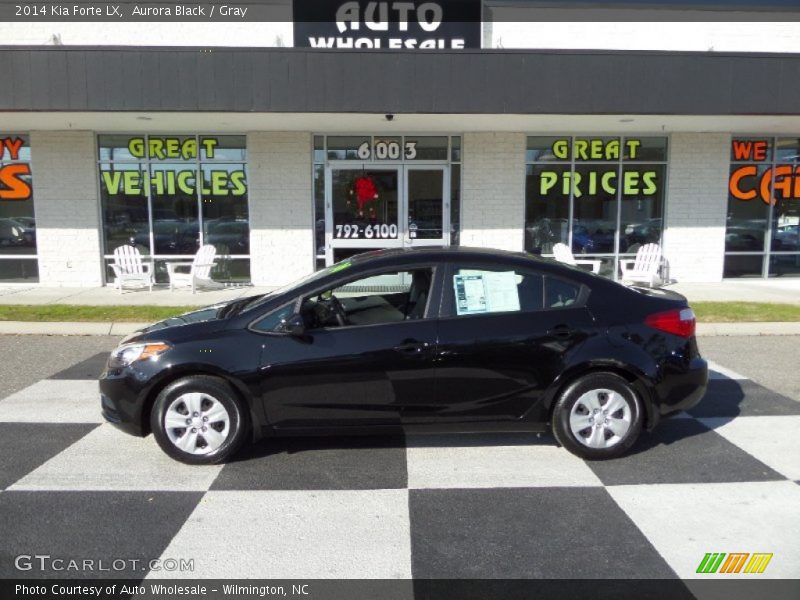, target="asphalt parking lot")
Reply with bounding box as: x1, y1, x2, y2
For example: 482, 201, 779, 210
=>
697, 336, 800, 402
0, 334, 798, 586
